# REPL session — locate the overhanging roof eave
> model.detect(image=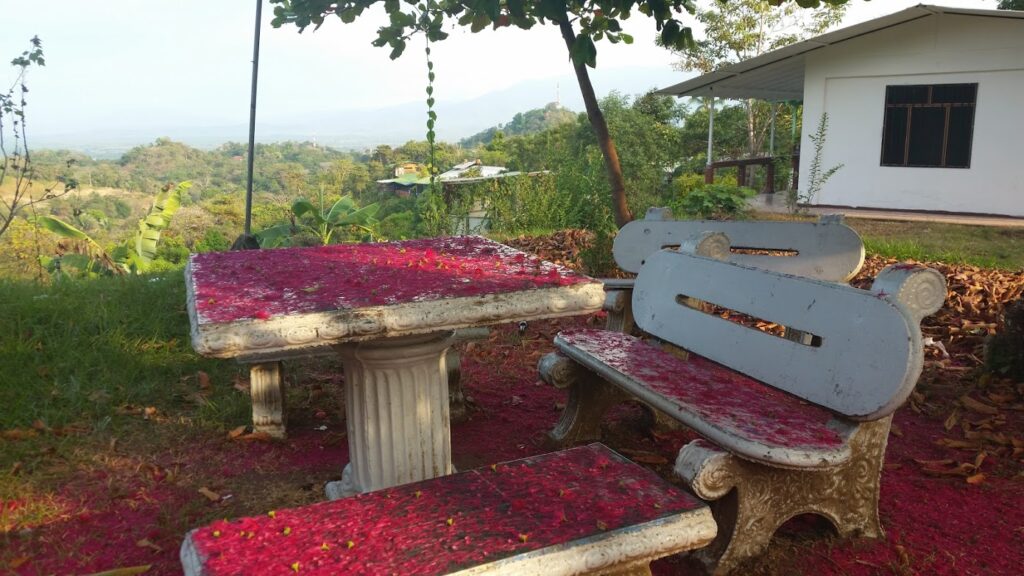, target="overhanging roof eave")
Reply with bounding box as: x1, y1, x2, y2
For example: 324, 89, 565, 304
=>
656, 4, 1024, 101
